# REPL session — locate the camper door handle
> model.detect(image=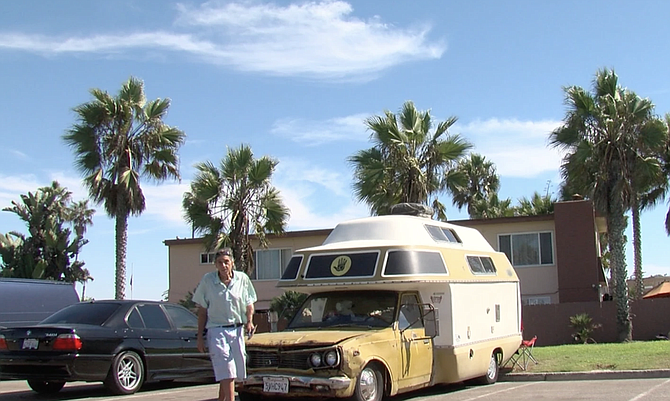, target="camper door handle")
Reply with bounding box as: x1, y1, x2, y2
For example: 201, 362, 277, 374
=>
423, 339, 430, 344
